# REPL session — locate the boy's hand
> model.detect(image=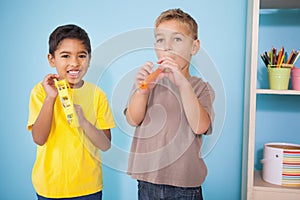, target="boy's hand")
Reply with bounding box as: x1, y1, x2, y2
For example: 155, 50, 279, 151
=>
157, 57, 187, 87
42, 74, 59, 99
135, 61, 160, 93
74, 104, 87, 127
